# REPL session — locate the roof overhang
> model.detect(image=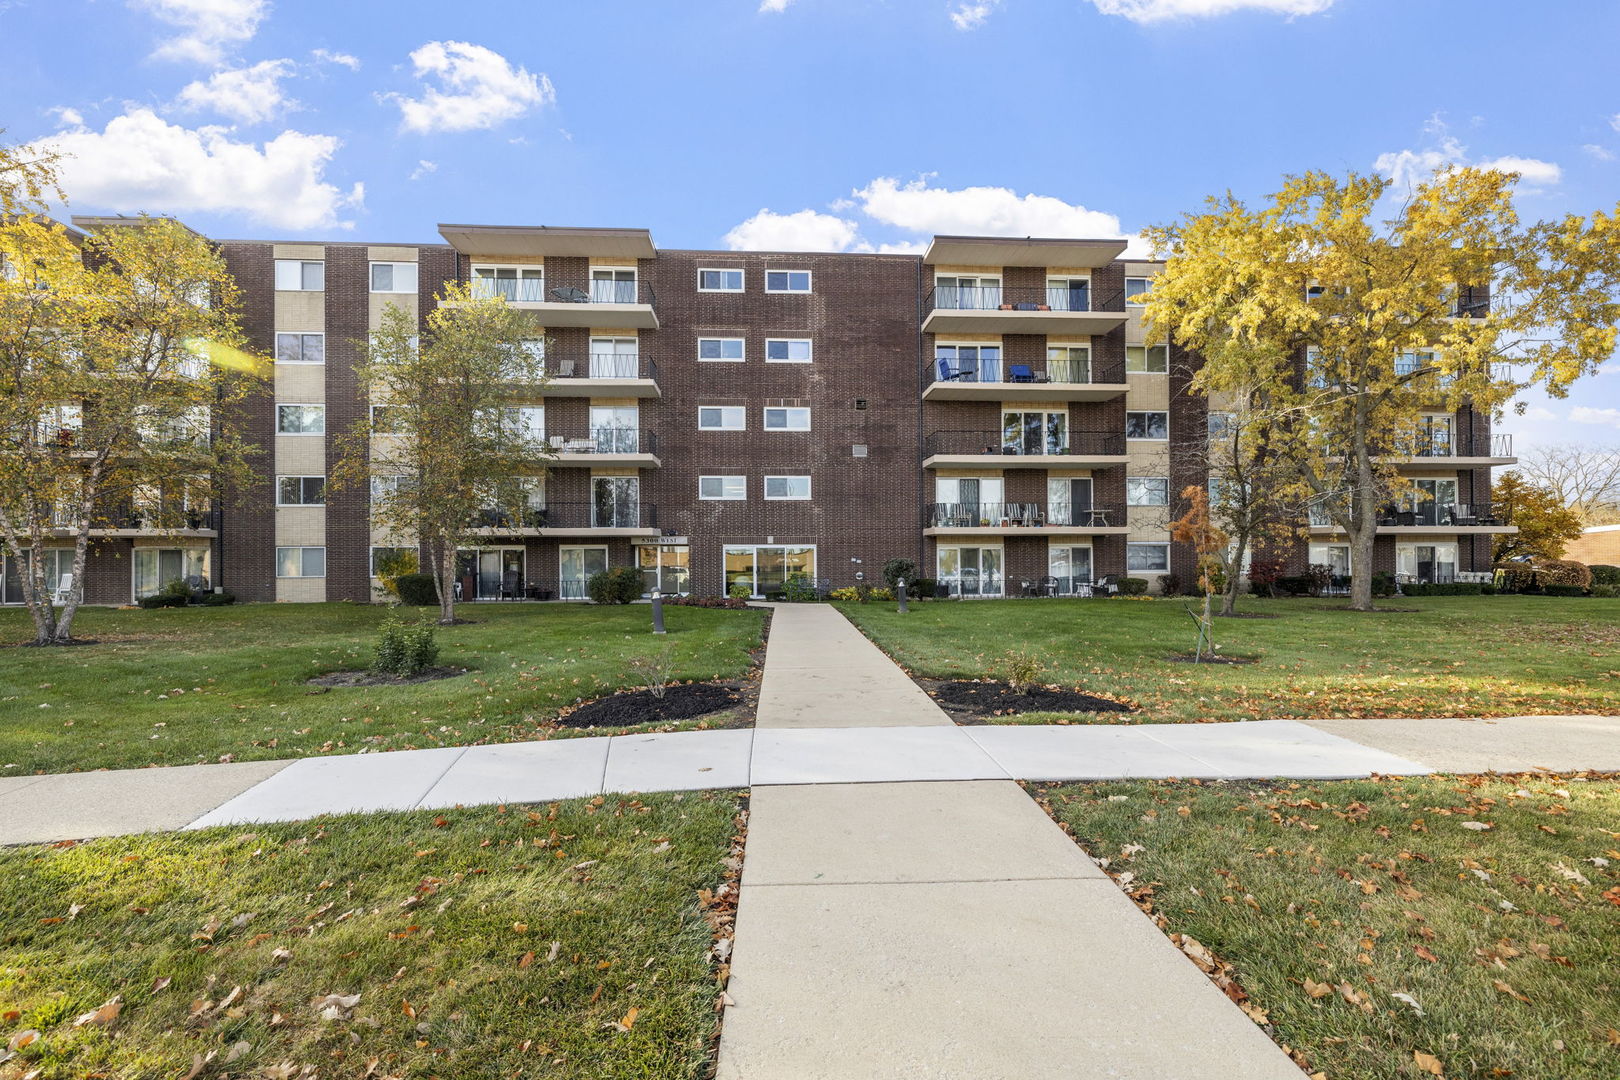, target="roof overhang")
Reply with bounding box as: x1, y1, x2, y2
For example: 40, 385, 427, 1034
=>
924, 235, 1129, 268
437, 224, 656, 260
